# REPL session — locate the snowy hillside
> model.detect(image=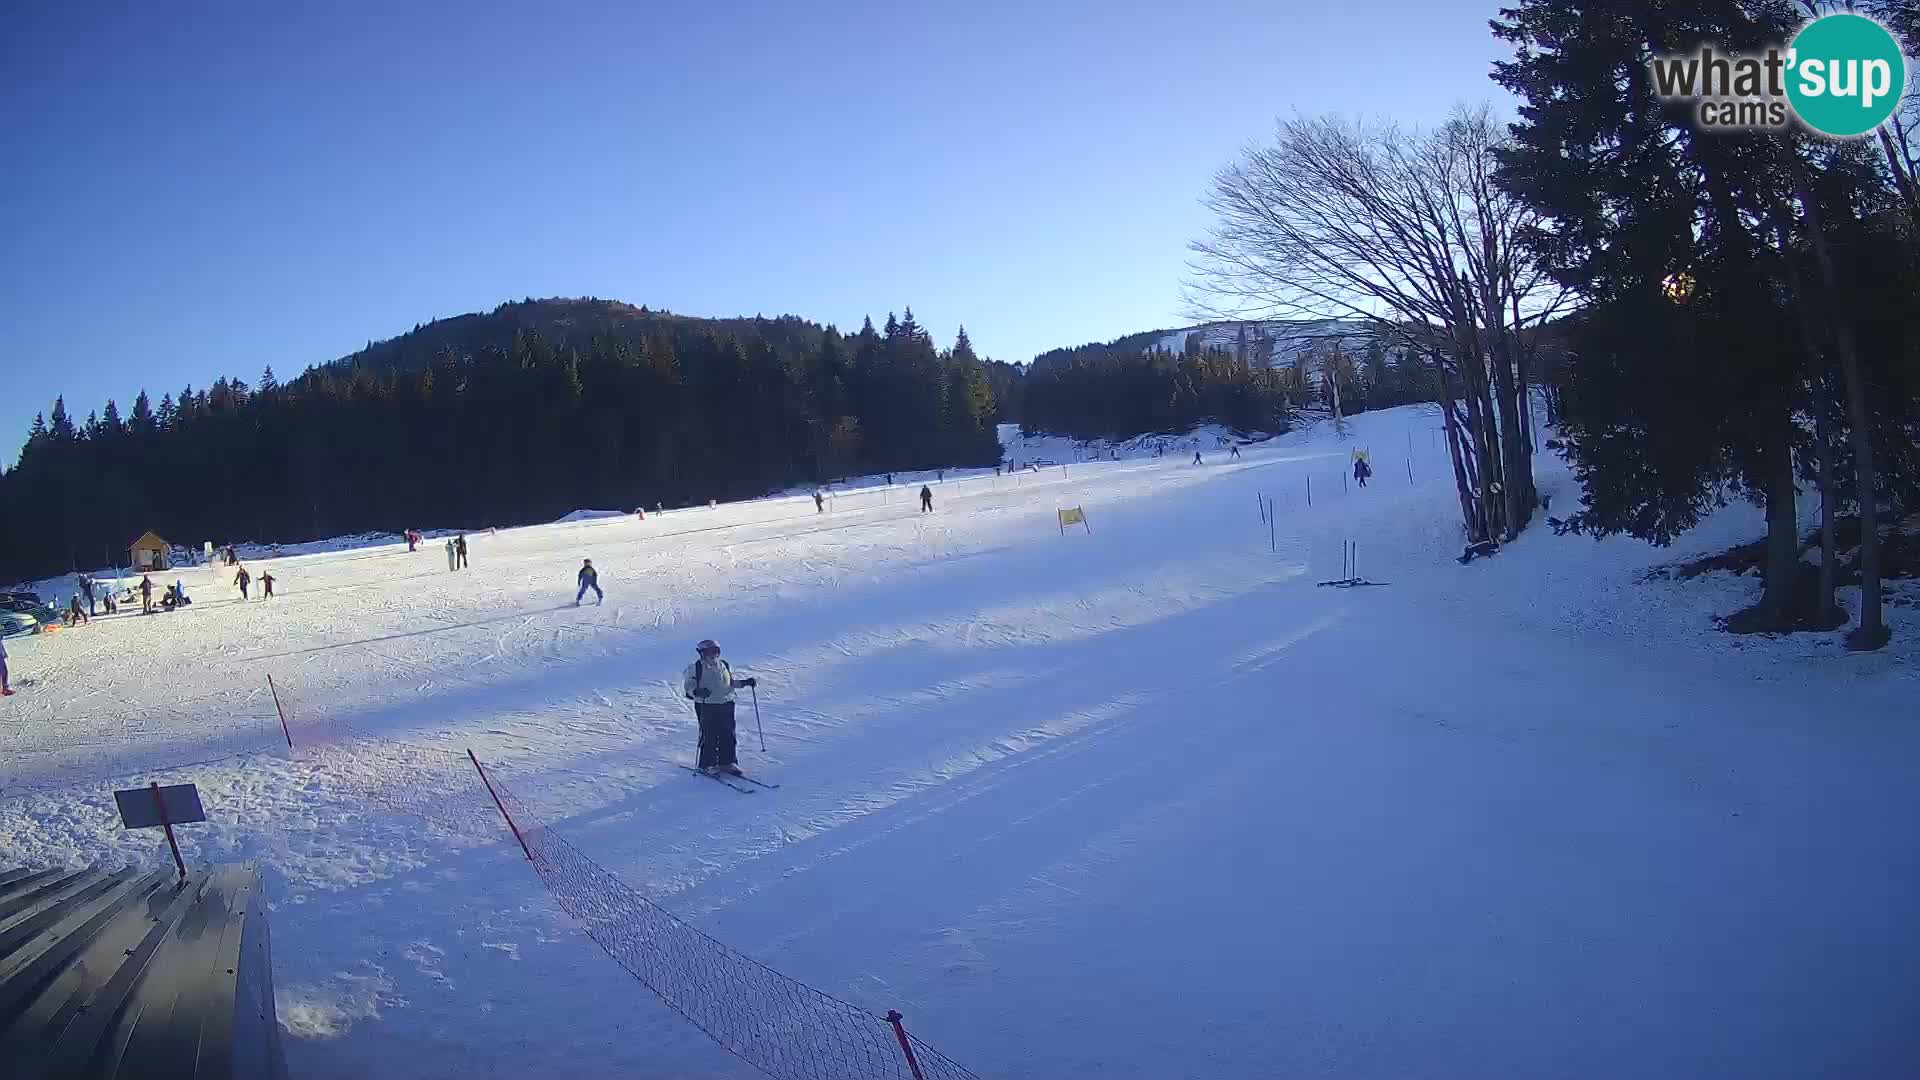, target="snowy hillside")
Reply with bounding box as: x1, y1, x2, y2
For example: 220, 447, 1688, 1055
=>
2, 404, 1915, 1078
1152, 316, 1376, 362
